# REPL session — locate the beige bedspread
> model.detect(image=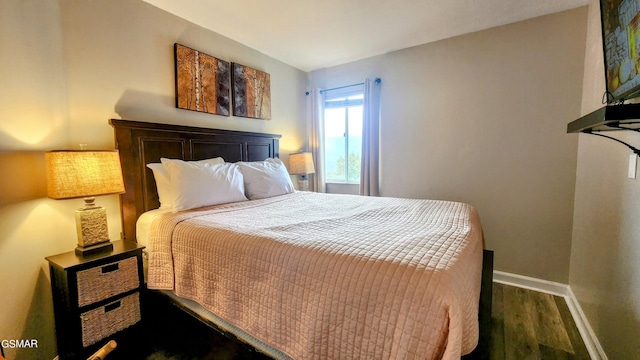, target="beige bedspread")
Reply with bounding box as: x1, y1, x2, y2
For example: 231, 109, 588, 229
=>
147, 192, 483, 359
